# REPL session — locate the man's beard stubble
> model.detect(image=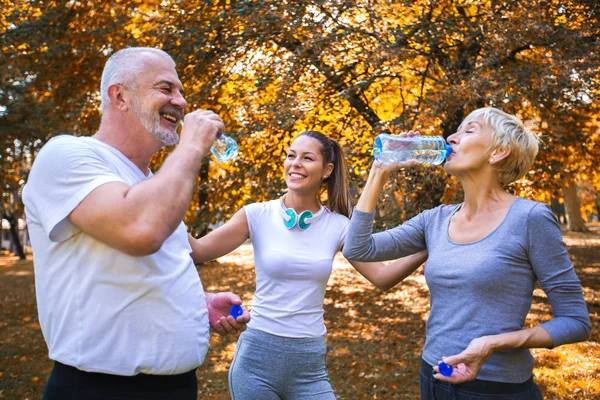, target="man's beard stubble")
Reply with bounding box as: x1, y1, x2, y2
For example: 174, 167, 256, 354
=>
129, 96, 179, 146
